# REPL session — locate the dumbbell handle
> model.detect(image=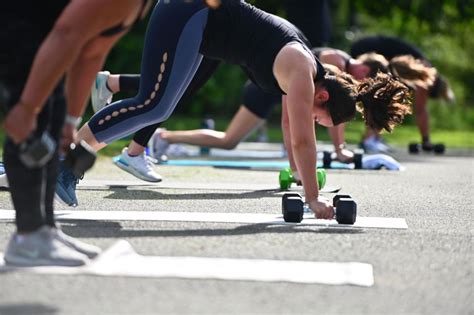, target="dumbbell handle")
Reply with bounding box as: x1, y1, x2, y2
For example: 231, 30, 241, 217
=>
302, 203, 338, 217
